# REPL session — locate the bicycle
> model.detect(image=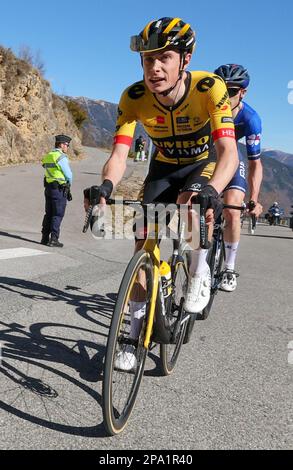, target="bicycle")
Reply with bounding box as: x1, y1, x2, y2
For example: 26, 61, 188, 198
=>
183, 203, 244, 340
83, 195, 210, 435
